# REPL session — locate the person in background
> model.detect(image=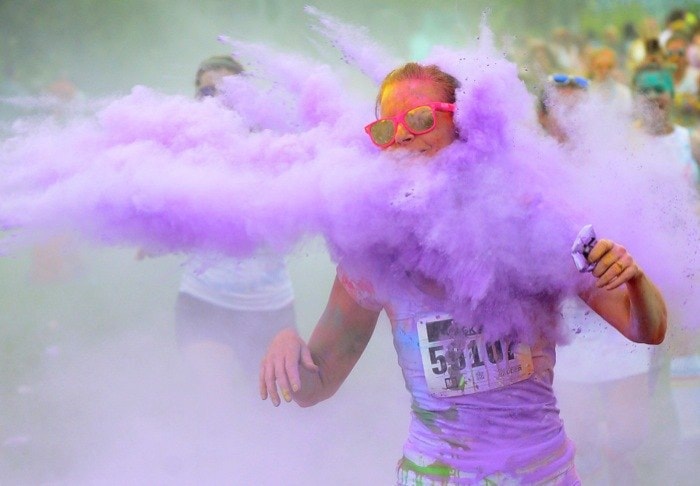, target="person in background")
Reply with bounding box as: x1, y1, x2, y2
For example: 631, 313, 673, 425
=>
631, 61, 700, 484
587, 47, 632, 115
660, 9, 692, 48
686, 28, 700, 71
664, 33, 700, 126
174, 55, 297, 411
626, 18, 661, 73
28, 74, 86, 284
193, 56, 243, 99
602, 24, 626, 64
621, 22, 639, 71
538, 69, 678, 485
537, 73, 590, 144
633, 63, 700, 183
